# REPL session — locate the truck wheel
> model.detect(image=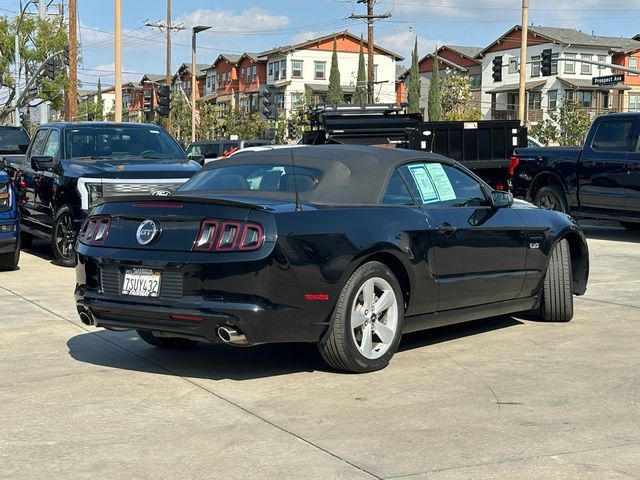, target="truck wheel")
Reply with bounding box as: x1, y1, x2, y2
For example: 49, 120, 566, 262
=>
533, 185, 568, 213
540, 239, 573, 322
318, 261, 404, 373
621, 222, 640, 231
0, 234, 20, 271
136, 329, 199, 349
52, 205, 78, 267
